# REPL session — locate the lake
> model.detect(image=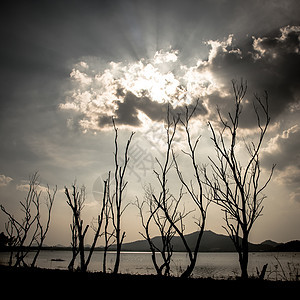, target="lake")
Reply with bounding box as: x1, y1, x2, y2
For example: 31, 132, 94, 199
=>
0, 251, 299, 280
